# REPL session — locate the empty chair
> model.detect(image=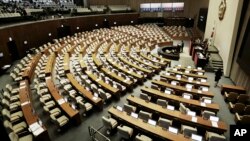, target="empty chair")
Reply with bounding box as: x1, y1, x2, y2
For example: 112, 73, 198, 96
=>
117, 125, 133, 140
3, 120, 27, 134
50, 114, 69, 128
135, 134, 152, 141
237, 94, 249, 104
123, 104, 136, 115
179, 103, 190, 114
235, 113, 250, 124
156, 99, 168, 108
3, 91, 19, 102
244, 105, 250, 115
182, 93, 193, 99
205, 131, 226, 141
138, 111, 152, 122
6, 84, 19, 95
140, 93, 151, 102
102, 116, 118, 135
202, 110, 216, 120
200, 96, 212, 103
151, 84, 160, 90
1, 108, 23, 122
8, 132, 33, 141
181, 125, 197, 138
229, 102, 245, 114
158, 117, 172, 130
224, 92, 238, 103
98, 88, 112, 102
